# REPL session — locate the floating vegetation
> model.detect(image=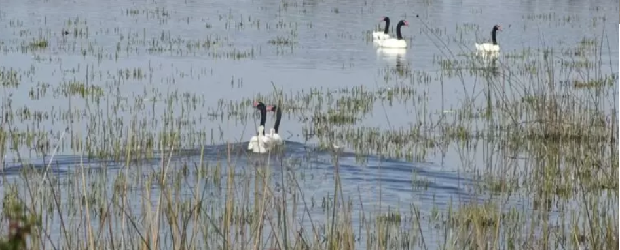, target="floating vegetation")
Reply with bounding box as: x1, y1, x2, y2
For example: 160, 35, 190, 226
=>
0, 68, 20, 88
570, 75, 617, 88
28, 38, 48, 49
58, 81, 104, 98
312, 110, 359, 125
268, 36, 296, 46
